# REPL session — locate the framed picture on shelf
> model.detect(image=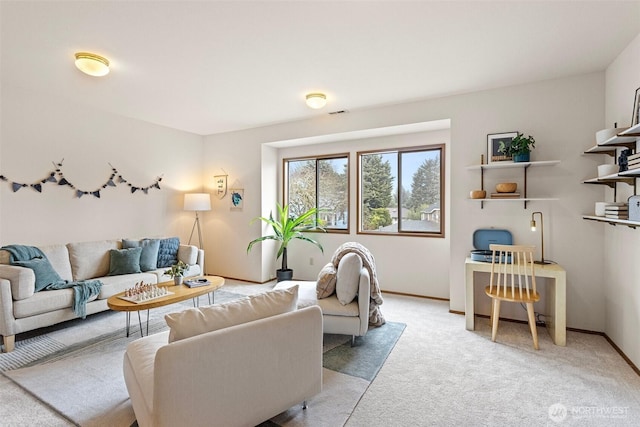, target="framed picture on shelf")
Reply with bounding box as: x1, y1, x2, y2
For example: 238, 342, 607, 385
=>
632, 87, 640, 126
487, 132, 518, 164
